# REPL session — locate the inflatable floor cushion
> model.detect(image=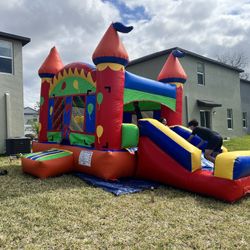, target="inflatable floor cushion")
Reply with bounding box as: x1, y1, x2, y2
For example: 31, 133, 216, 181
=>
22, 148, 74, 178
